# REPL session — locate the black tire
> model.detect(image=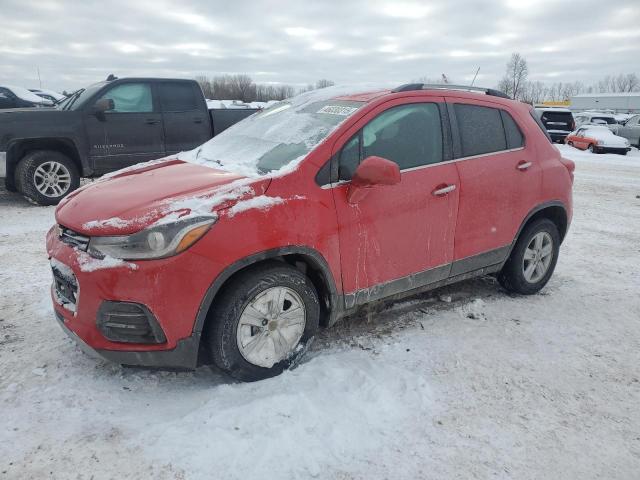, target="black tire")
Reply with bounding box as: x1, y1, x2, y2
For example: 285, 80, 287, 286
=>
567, 141, 573, 147
16, 150, 80, 206
205, 262, 320, 382
587, 144, 596, 153
498, 218, 560, 295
